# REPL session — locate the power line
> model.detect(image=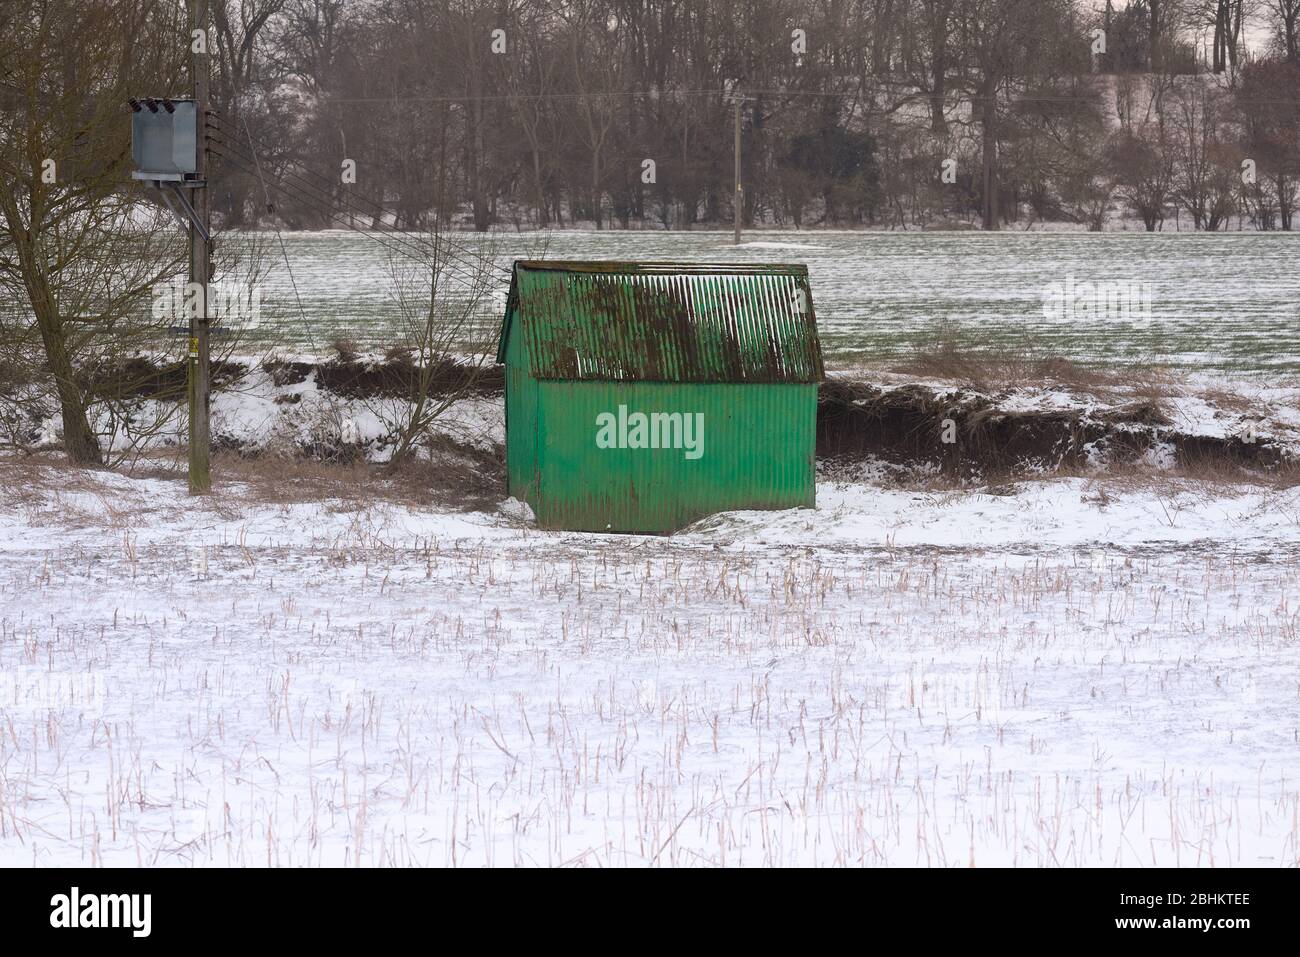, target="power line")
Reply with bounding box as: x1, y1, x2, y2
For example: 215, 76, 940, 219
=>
208, 127, 465, 263
209, 140, 508, 295
208, 145, 437, 264
238, 112, 314, 347
210, 115, 511, 286
316, 88, 741, 104
212, 145, 453, 267
214, 116, 390, 219
208, 129, 457, 259
294, 87, 1300, 106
